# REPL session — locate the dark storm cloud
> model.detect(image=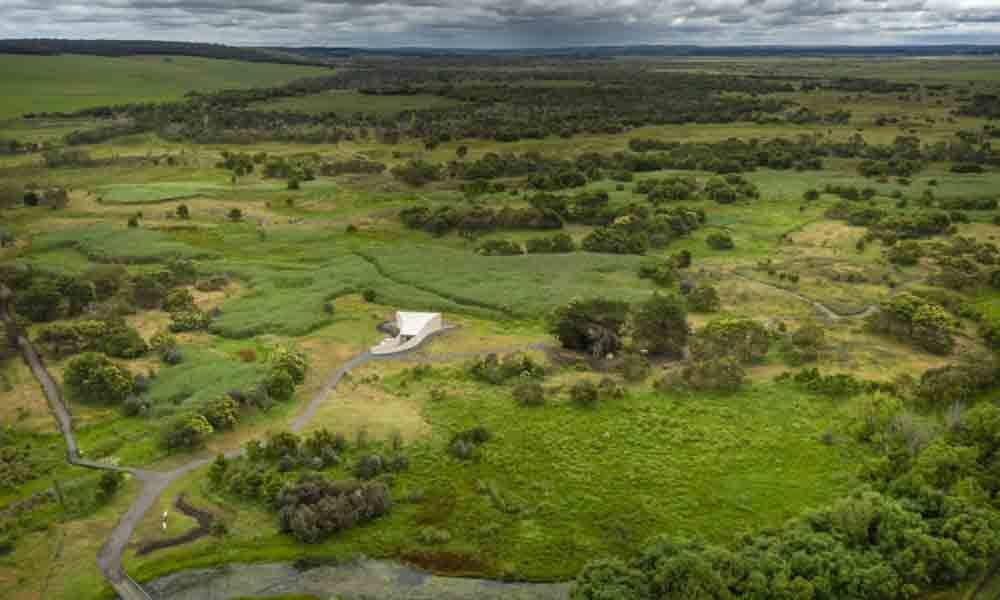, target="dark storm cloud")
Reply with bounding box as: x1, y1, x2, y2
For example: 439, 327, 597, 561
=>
0, 0, 998, 46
